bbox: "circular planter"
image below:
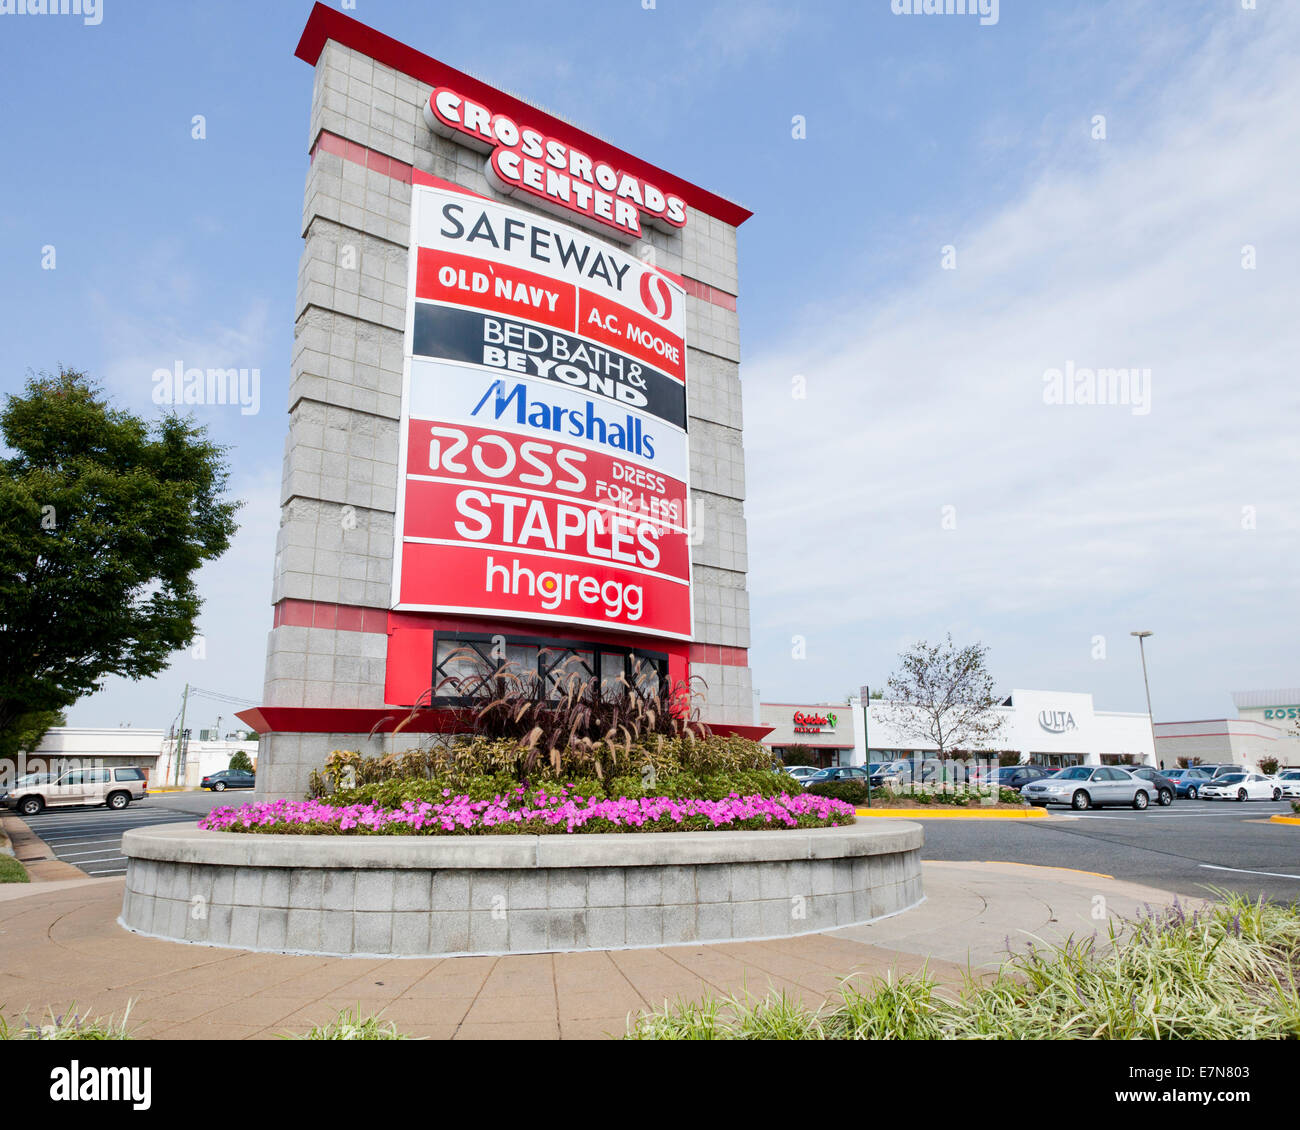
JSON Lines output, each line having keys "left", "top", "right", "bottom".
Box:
{"left": 119, "top": 821, "right": 924, "bottom": 958}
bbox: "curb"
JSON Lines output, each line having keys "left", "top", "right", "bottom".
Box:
{"left": 855, "top": 807, "right": 1048, "bottom": 819}
{"left": 1269, "top": 814, "right": 1300, "bottom": 826}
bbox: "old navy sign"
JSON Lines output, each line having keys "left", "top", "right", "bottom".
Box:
{"left": 425, "top": 87, "right": 688, "bottom": 241}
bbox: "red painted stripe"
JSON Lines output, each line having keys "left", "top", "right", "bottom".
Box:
{"left": 687, "top": 644, "right": 748, "bottom": 667}
{"left": 295, "top": 3, "right": 751, "bottom": 230}
{"left": 274, "top": 598, "right": 388, "bottom": 633}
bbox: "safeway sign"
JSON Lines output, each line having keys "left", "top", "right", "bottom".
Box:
{"left": 392, "top": 182, "right": 693, "bottom": 640}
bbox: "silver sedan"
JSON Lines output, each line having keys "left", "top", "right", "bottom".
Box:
{"left": 1021, "top": 765, "right": 1154, "bottom": 811}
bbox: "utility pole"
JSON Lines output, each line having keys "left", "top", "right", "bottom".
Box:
{"left": 175, "top": 683, "right": 190, "bottom": 786}
{"left": 859, "top": 684, "right": 871, "bottom": 809}
{"left": 1130, "top": 632, "right": 1159, "bottom": 768}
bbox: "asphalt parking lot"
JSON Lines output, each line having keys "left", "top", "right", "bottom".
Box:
{"left": 15, "top": 791, "right": 238, "bottom": 876}
{"left": 921, "top": 797, "right": 1299, "bottom": 903}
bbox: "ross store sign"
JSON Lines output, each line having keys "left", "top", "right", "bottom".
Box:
{"left": 793, "top": 710, "right": 837, "bottom": 734}
{"left": 1038, "top": 709, "right": 1078, "bottom": 734}
{"left": 393, "top": 184, "right": 692, "bottom": 640}
{"left": 424, "top": 87, "right": 688, "bottom": 241}
{"left": 1263, "top": 707, "right": 1299, "bottom": 720}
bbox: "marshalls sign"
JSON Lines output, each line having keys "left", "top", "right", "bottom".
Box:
{"left": 392, "top": 181, "right": 693, "bottom": 639}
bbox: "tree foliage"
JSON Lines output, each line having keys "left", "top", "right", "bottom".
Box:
{"left": 0, "top": 368, "right": 240, "bottom": 742}
{"left": 877, "top": 634, "right": 1005, "bottom": 758}
{"left": 228, "top": 749, "right": 254, "bottom": 773}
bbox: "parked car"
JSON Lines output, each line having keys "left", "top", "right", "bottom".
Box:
{"left": 870, "top": 760, "right": 912, "bottom": 788}
{"left": 805, "top": 766, "right": 871, "bottom": 786}
{"left": 1021, "top": 765, "right": 1154, "bottom": 811}
{"left": 983, "top": 764, "right": 1057, "bottom": 791}
{"left": 1161, "top": 767, "right": 1214, "bottom": 799}
{"left": 781, "top": 765, "right": 820, "bottom": 785}
{"left": 1128, "top": 767, "right": 1176, "bottom": 806}
{"left": 200, "top": 769, "right": 256, "bottom": 792}
{"left": 1198, "top": 773, "right": 1281, "bottom": 802}
{"left": 0, "top": 766, "right": 147, "bottom": 816}
{"left": 1275, "top": 769, "right": 1300, "bottom": 799}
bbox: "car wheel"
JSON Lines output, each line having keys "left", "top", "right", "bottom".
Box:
{"left": 214, "top": 781, "right": 226, "bottom": 792}
{"left": 1071, "top": 790, "right": 1091, "bottom": 811}
{"left": 1272, "top": 788, "right": 1281, "bottom": 801}
{"left": 106, "top": 791, "right": 129, "bottom": 810}
{"left": 1237, "top": 788, "right": 1247, "bottom": 802}
{"left": 1187, "top": 786, "right": 1199, "bottom": 799}
{"left": 19, "top": 796, "right": 43, "bottom": 816}
{"left": 1159, "top": 789, "right": 1173, "bottom": 806}
{"left": 1132, "top": 790, "right": 1149, "bottom": 810}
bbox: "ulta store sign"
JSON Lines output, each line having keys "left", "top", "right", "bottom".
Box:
{"left": 1038, "top": 710, "right": 1079, "bottom": 734}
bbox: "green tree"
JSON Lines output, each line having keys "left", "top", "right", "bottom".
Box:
{"left": 0, "top": 369, "right": 240, "bottom": 744}
{"left": 228, "top": 749, "right": 254, "bottom": 773}
{"left": 877, "top": 634, "right": 1005, "bottom": 760}
{"left": 0, "top": 708, "right": 66, "bottom": 761}
{"left": 781, "top": 744, "right": 818, "bottom": 767}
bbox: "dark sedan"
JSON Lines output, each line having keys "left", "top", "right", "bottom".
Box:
{"left": 983, "top": 765, "right": 1057, "bottom": 791}
{"left": 805, "top": 766, "right": 871, "bottom": 786}
{"left": 201, "top": 769, "right": 256, "bottom": 792}
{"left": 1129, "top": 766, "right": 1177, "bottom": 806}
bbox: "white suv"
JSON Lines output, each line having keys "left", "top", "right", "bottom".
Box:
{"left": 1, "top": 767, "right": 148, "bottom": 816}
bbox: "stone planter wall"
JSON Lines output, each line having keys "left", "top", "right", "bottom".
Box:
{"left": 120, "top": 821, "right": 923, "bottom": 958}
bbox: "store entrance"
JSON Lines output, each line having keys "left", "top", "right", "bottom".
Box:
{"left": 1034, "top": 752, "right": 1085, "bottom": 768}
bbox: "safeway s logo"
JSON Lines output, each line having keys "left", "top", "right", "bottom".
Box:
{"left": 639, "top": 271, "right": 674, "bottom": 322}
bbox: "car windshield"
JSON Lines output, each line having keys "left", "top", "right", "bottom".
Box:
{"left": 1058, "top": 767, "right": 1092, "bottom": 780}
{"left": 1216, "top": 774, "right": 1245, "bottom": 784}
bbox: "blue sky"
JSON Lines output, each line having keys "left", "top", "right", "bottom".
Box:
{"left": 1, "top": 0, "right": 1296, "bottom": 734}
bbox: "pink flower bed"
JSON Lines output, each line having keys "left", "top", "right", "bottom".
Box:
{"left": 198, "top": 788, "right": 856, "bottom": 836}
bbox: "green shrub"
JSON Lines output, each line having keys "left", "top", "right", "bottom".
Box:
{"left": 808, "top": 780, "right": 869, "bottom": 806}
{"left": 320, "top": 765, "right": 799, "bottom": 808}
{"left": 628, "top": 891, "right": 1300, "bottom": 1040}
{"left": 287, "top": 1007, "right": 408, "bottom": 1041}
{"left": 310, "top": 732, "right": 780, "bottom": 800}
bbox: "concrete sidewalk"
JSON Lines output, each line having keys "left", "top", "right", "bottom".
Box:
{"left": 0, "top": 861, "right": 1187, "bottom": 1040}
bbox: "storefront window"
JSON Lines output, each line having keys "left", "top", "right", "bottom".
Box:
{"left": 432, "top": 633, "right": 667, "bottom": 705}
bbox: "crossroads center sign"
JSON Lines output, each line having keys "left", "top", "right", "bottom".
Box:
{"left": 392, "top": 182, "right": 693, "bottom": 640}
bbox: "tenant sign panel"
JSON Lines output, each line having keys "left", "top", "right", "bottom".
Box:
{"left": 392, "top": 183, "right": 693, "bottom": 640}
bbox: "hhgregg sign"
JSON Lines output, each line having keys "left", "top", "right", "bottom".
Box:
{"left": 393, "top": 184, "right": 692, "bottom": 640}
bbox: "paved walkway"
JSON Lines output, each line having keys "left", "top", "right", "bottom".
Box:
{"left": 0, "top": 862, "right": 1188, "bottom": 1040}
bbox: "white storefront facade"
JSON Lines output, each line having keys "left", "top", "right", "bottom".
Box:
{"left": 1154, "top": 688, "right": 1300, "bottom": 772}
{"left": 760, "top": 689, "right": 1155, "bottom": 769}
{"left": 6, "top": 728, "right": 258, "bottom": 789}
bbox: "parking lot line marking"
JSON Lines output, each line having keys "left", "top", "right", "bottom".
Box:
{"left": 1199, "top": 864, "right": 1300, "bottom": 881}
{"left": 44, "top": 839, "right": 122, "bottom": 849}
{"left": 60, "top": 851, "right": 127, "bottom": 861}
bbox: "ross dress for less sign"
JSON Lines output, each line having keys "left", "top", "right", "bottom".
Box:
{"left": 392, "top": 183, "right": 693, "bottom": 640}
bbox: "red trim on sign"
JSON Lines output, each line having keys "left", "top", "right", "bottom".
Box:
{"left": 295, "top": 3, "right": 751, "bottom": 229}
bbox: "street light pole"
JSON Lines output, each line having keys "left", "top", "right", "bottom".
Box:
{"left": 859, "top": 684, "right": 871, "bottom": 809}
{"left": 1130, "top": 632, "right": 1159, "bottom": 768}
